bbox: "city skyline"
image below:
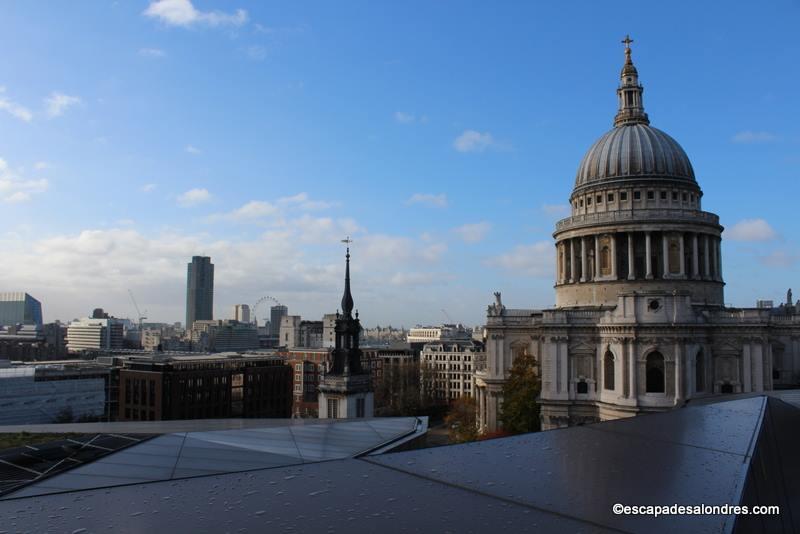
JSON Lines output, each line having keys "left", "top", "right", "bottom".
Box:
{"left": 1, "top": 1, "right": 798, "bottom": 326}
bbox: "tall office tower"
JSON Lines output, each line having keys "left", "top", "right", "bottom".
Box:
{"left": 186, "top": 256, "right": 214, "bottom": 331}
{"left": 233, "top": 304, "right": 250, "bottom": 324}
{"left": 269, "top": 305, "right": 288, "bottom": 337}
{"left": 0, "top": 293, "right": 43, "bottom": 327}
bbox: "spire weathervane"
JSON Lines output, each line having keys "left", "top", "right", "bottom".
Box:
{"left": 340, "top": 236, "right": 354, "bottom": 317}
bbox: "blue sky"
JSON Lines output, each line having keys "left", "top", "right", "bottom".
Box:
{"left": 1, "top": 1, "right": 798, "bottom": 326}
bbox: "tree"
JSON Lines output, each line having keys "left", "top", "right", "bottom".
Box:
{"left": 499, "top": 351, "right": 541, "bottom": 434}
{"left": 444, "top": 396, "right": 478, "bottom": 443}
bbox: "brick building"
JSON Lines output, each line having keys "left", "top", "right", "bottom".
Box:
{"left": 117, "top": 353, "right": 291, "bottom": 421}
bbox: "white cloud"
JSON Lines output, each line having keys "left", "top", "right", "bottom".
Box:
{"left": 727, "top": 218, "right": 777, "bottom": 241}
{"left": 278, "top": 192, "right": 333, "bottom": 211}
{"left": 33, "top": 162, "right": 51, "bottom": 171}
{"left": 44, "top": 92, "right": 81, "bottom": 118}
{"left": 246, "top": 46, "right": 267, "bottom": 61}
{"left": 143, "top": 0, "right": 248, "bottom": 28}
{"left": 486, "top": 241, "right": 554, "bottom": 277}
{"left": 139, "top": 47, "right": 166, "bottom": 58}
{"left": 177, "top": 188, "right": 211, "bottom": 207}
{"left": 209, "top": 200, "right": 278, "bottom": 222}
{"left": 732, "top": 131, "right": 777, "bottom": 144}
{"left": 389, "top": 271, "right": 454, "bottom": 286}
{"left": 0, "top": 207, "right": 458, "bottom": 323}
{"left": 0, "top": 87, "right": 33, "bottom": 122}
{"left": 542, "top": 204, "right": 570, "bottom": 217}
{"left": 760, "top": 250, "right": 799, "bottom": 268}
{"left": 141, "top": 183, "right": 157, "bottom": 193}
{"left": 453, "top": 129, "right": 494, "bottom": 153}
{"left": 407, "top": 193, "right": 447, "bottom": 208}
{"left": 394, "top": 111, "right": 415, "bottom": 124}
{"left": 0, "top": 157, "right": 49, "bottom": 203}
{"left": 185, "top": 144, "right": 201, "bottom": 155}
{"left": 208, "top": 194, "right": 336, "bottom": 223}
{"left": 453, "top": 221, "right": 491, "bottom": 243}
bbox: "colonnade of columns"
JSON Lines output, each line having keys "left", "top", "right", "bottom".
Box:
{"left": 556, "top": 230, "right": 722, "bottom": 284}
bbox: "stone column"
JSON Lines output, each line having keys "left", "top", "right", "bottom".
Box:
{"left": 580, "top": 237, "right": 587, "bottom": 282}
{"left": 645, "top": 231, "right": 653, "bottom": 279}
{"left": 627, "top": 232, "right": 635, "bottom": 280}
{"left": 594, "top": 234, "right": 601, "bottom": 279}
{"left": 662, "top": 232, "right": 670, "bottom": 277}
{"left": 704, "top": 234, "right": 711, "bottom": 280}
{"left": 678, "top": 233, "right": 686, "bottom": 276}
{"left": 692, "top": 233, "right": 700, "bottom": 279}
{"left": 569, "top": 239, "right": 575, "bottom": 283}
{"left": 742, "top": 343, "right": 752, "bottom": 393}
{"left": 716, "top": 237, "right": 723, "bottom": 282}
{"left": 674, "top": 343, "right": 683, "bottom": 403}
{"left": 628, "top": 340, "right": 637, "bottom": 399}
{"left": 555, "top": 243, "right": 560, "bottom": 285}
{"left": 752, "top": 341, "right": 764, "bottom": 393}
{"left": 478, "top": 388, "right": 486, "bottom": 430}
{"left": 610, "top": 233, "right": 617, "bottom": 279}
{"left": 712, "top": 238, "right": 720, "bottom": 281}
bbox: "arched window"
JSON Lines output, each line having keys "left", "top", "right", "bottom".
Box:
{"left": 600, "top": 246, "right": 611, "bottom": 275}
{"left": 603, "top": 350, "right": 615, "bottom": 390}
{"left": 646, "top": 352, "right": 665, "bottom": 393}
{"left": 695, "top": 350, "right": 705, "bottom": 392}
{"left": 577, "top": 380, "right": 588, "bottom": 394}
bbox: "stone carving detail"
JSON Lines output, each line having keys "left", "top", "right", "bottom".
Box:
{"left": 487, "top": 291, "right": 506, "bottom": 317}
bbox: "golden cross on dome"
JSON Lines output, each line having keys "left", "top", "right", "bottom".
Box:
{"left": 622, "top": 35, "right": 634, "bottom": 49}
{"left": 341, "top": 236, "right": 353, "bottom": 246}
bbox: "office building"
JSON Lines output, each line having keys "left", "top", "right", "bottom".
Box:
{"left": 233, "top": 304, "right": 250, "bottom": 324}
{"left": 185, "top": 256, "right": 214, "bottom": 331}
{"left": 66, "top": 317, "right": 124, "bottom": 353}
{"left": 117, "top": 352, "right": 292, "bottom": 421}
{"left": 0, "top": 292, "right": 43, "bottom": 327}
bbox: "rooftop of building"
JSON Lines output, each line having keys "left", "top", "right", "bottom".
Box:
{"left": 0, "top": 394, "right": 796, "bottom": 532}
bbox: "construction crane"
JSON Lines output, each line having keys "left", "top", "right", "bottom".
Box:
{"left": 441, "top": 309, "right": 454, "bottom": 324}
{"left": 127, "top": 289, "right": 147, "bottom": 333}
{"left": 252, "top": 296, "right": 283, "bottom": 326}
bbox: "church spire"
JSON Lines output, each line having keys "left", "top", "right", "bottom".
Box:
{"left": 614, "top": 35, "right": 650, "bottom": 127}
{"left": 340, "top": 237, "right": 354, "bottom": 317}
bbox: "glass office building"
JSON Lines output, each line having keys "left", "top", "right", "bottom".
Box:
{"left": 0, "top": 292, "right": 43, "bottom": 327}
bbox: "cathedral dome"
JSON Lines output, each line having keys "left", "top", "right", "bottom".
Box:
{"left": 574, "top": 123, "right": 695, "bottom": 188}
{"left": 573, "top": 35, "right": 695, "bottom": 191}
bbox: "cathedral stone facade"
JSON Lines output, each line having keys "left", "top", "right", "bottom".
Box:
{"left": 475, "top": 39, "right": 800, "bottom": 432}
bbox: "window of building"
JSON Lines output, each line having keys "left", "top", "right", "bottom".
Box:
{"left": 607, "top": 193, "right": 615, "bottom": 203}
{"left": 721, "top": 383, "right": 734, "bottom": 394}
{"left": 690, "top": 194, "right": 695, "bottom": 203}
{"left": 647, "top": 190, "right": 654, "bottom": 200}
{"left": 603, "top": 351, "right": 615, "bottom": 390}
{"left": 587, "top": 196, "right": 592, "bottom": 206}
{"left": 646, "top": 352, "right": 666, "bottom": 393}
{"left": 620, "top": 191, "right": 628, "bottom": 201}
{"left": 634, "top": 190, "right": 641, "bottom": 200}
{"left": 695, "top": 350, "right": 705, "bottom": 392}
{"left": 672, "top": 191, "right": 678, "bottom": 201}
{"left": 660, "top": 191, "right": 667, "bottom": 200}
{"left": 668, "top": 239, "right": 681, "bottom": 274}
{"left": 356, "top": 398, "right": 365, "bottom": 418}
{"left": 577, "top": 380, "right": 589, "bottom": 394}
{"left": 327, "top": 398, "right": 339, "bottom": 418}
{"left": 596, "top": 194, "right": 602, "bottom": 204}
{"left": 580, "top": 198, "right": 584, "bottom": 207}
{"left": 682, "top": 192, "right": 688, "bottom": 201}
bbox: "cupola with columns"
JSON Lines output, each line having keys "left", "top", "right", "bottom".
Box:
{"left": 553, "top": 36, "right": 725, "bottom": 308}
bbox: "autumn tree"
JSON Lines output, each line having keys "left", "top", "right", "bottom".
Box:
{"left": 499, "top": 351, "right": 541, "bottom": 434}
{"left": 444, "top": 396, "right": 478, "bottom": 443}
